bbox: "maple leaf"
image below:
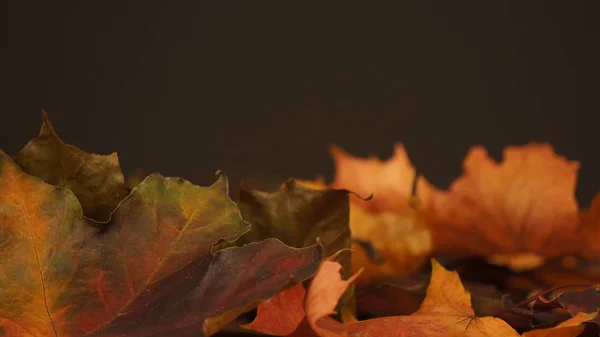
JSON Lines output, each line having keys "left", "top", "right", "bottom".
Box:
{"left": 13, "top": 111, "right": 129, "bottom": 222}
{"left": 0, "top": 150, "right": 323, "bottom": 337}
{"left": 236, "top": 179, "right": 351, "bottom": 258}
{"left": 234, "top": 179, "right": 354, "bottom": 310}
{"left": 349, "top": 201, "right": 431, "bottom": 286}
{"left": 242, "top": 283, "right": 307, "bottom": 336}
{"left": 417, "top": 143, "right": 581, "bottom": 262}
{"left": 330, "top": 143, "right": 415, "bottom": 213}
{"left": 557, "top": 286, "right": 600, "bottom": 318}
{"left": 245, "top": 257, "right": 520, "bottom": 337}
{"left": 292, "top": 177, "right": 430, "bottom": 287}
{"left": 327, "top": 145, "right": 432, "bottom": 285}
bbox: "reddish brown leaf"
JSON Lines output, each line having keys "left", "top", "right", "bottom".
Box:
{"left": 558, "top": 286, "right": 600, "bottom": 316}
{"left": 243, "top": 283, "right": 306, "bottom": 336}
{"left": 0, "top": 150, "right": 323, "bottom": 337}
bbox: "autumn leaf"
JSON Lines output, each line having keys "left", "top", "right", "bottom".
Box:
{"left": 355, "top": 273, "right": 530, "bottom": 326}
{"left": 242, "top": 283, "right": 306, "bottom": 336}
{"left": 349, "top": 200, "right": 431, "bottom": 286}
{"left": 330, "top": 143, "right": 415, "bottom": 213}
{"left": 235, "top": 179, "right": 354, "bottom": 311}
{"left": 245, "top": 257, "right": 520, "bottom": 337}
{"left": 13, "top": 111, "right": 129, "bottom": 222}
{"left": 0, "top": 150, "right": 323, "bottom": 337}
{"left": 558, "top": 285, "right": 600, "bottom": 317}
{"left": 509, "top": 285, "right": 600, "bottom": 335}
{"left": 417, "top": 143, "right": 581, "bottom": 263}
{"left": 236, "top": 179, "right": 350, "bottom": 258}
{"left": 328, "top": 145, "right": 432, "bottom": 285}
{"left": 293, "top": 177, "right": 430, "bottom": 287}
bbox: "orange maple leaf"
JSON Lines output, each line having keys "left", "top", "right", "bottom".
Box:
{"left": 327, "top": 144, "right": 432, "bottom": 284}
{"left": 417, "top": 143, "right": 581, "bottom": 264}
{"left": 242, "top": 283, "right": 307, "bottom": 336}
{"left": 349, "top": 203, "right": 431, "bottom": 285}
{"left": 245, "top": 258, "right": 520, "bottom": 337}
{"left": 330, "top": 143, "right": 416, "bottom": 213}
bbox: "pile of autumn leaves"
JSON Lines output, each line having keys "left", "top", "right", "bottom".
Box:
{"left": 2, "top": 113, "right": 600, "bottom": 337}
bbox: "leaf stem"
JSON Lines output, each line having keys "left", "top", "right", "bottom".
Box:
{"left": 510, "top": 283, "right": 593, "bottom": 310}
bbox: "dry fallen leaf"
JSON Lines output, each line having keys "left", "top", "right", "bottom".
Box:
{"left": 6, "top": 114, "right": 600, "bottom": 337}
{"left": 349, "top": 201, "right": 431, "bottom": 286}
{"left": 234, "top": 179, "right": 353, "bottom": 311}
{"left": 418, "top": 143, "right": 581, "bottom": 264}
{"left": 242, "top": 283, "right": 307, "bottom": 336}
{"left": 330, "top": 143, "right": 415, "bottom": 213}
{"left": 328, "top": 145, "right": 432, "bottom": 284}
{"left": 245, "top": 258, "right": 521, "bottom": 337}
{"left": 0, "top": 150, "right": 323, "bottom": 337}
{"left": 13, "top": 111, "right": 129, "bottom": 222}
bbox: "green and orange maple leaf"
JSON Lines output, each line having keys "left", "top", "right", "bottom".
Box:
{"left": 0, "top": 115, "right": 327, "bottom": 337}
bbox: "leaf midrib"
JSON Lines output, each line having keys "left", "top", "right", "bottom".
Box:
{"left": 12, "top": 175, "right": 59, "bottom": 337}
{"left": 86, "top": 208, "right": 199, "bottom": 335}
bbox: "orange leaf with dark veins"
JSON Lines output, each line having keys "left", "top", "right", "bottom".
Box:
{"left": 418, "top": 143, "right": 581, "bottom": 261}
{"left": 0, "top": 150, "right": 323, "bottom": 337}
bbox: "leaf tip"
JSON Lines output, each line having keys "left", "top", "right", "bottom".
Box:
{"left": 40, "top": 109, "right": 58, "bottom": 137}
{"left": 213, "top": 170, "right": 230, "bottom": 192}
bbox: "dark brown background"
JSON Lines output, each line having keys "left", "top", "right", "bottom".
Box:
{"left": 2, "top": 2, "right": 598, "bottom": 205}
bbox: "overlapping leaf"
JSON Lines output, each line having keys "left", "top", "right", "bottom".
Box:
{"left": 330, "top": 143, "right": 589, "bottom": 272}
{"left": 327, "top": 145, "right": 432, "bottom": 285}
{"left": 0, "top": 150, "right": 323, "bottom": 337}
{"left": 13, "top": 111, "right": 129, "bottom": 222}
{"left": 235, "top": 179, "right": 354, "bottom": 310}
{"left": 5, "top": 114, "right": 600, "bottom": 337}
{"left": 246, "top": 258, "right": 522, "bottom": 337}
